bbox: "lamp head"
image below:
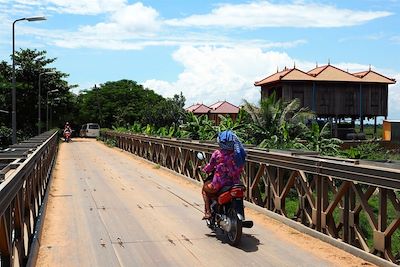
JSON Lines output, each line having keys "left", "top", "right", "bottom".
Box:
{"left": 26, "top": 16, "right": 46, "bottom": 22}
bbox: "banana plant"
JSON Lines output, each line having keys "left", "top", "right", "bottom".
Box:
{"left": 305, "top": 122, "right": 342, "bottom": 156}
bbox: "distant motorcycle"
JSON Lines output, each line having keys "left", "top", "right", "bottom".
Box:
{"left": 197, "top": 152, "right": 253, "bottom": 246}
{"left": 63, "top": 130, "right": 71, "bottom": 142}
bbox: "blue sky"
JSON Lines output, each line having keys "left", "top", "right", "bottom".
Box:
{"left": 1, "top": 0, "right": 400, "bottom": 119}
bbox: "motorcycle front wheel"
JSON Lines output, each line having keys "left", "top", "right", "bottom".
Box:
{"left": 226, "top": 208, "right": 242, "bottom": 246}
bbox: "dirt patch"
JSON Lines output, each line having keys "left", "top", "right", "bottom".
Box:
{"left": 245, "top": 208, "right": 375, "bottom": 267}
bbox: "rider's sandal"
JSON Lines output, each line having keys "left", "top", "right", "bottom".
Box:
{"left": 202, "top": 212, "right": 211, "bottom": 220}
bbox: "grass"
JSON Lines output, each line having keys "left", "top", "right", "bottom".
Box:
{"left": 284, "top": 193, "right": 400, "bottom": 257}
{"left": 354, "top": 124, "right": 383, "bottom": 139}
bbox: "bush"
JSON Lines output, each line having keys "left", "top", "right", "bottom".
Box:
{"left": 0, "top": 126, "right": 12, "bottom": 149}
{"left": 342, "top": 142, "right": 387, "bottom": 160}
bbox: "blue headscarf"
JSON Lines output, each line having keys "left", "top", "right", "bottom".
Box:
{"left": 217, "top": 130, "right": 246, "bottom": 168}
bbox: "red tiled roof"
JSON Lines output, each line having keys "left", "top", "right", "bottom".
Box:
{"left": 209, "top": 101, "right": 239, "bottom": 114}
{"left": 307, "top": 65, "right": 329, "bottom": 76}
{"left": 185, "top": 103, "right": 211, "bottom": 113}
{"left": 353, "top": 70, "right": 396, "bottom": 84}
{"left": 254, "top": 68, "right": 293, "bottom": 86}
{"left": 311, "top": 65, "right": 361, "bottom": 82}
{"left": 255, "top": 64, "right": 396, "bottom": 86}
{"left": 352, "top": 71, "right": 369, "bottom": 78}
{"left": 186, "top": 104, "right": 200, "bottom": 112}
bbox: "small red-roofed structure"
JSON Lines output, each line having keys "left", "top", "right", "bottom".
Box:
{"left": 209, "top": 101, "right": 240, "bottom": 124}
{"left": 185, "top": 103, "right": 211, "bottom": 114}
{"left": 185, "top": 101, "right": 239, "bottom": 124}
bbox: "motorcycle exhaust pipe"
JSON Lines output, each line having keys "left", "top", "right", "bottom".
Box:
{"left": 242, "top": 221, "right": 253, "bottom": 228}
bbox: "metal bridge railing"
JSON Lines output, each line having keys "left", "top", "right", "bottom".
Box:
{"left": 0, "top": 130, "right": 58, "bottom": 266}
{"left": 103, "top": 131, "right": 400, "bottom": 264}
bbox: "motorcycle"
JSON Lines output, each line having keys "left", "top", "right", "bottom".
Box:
{"left": 197, "top": 152, "right": 253, "bottom": 246}
{"left": 64, "top": 130, "right": 71, "bottom": 142}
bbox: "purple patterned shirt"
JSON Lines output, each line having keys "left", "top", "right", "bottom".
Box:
{"left": 202, "top": 149, "right": 243, "bottom": 191}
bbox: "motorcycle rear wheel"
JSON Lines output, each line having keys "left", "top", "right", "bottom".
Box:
{"left": 226, "top": 208, "right": 242, "bottom": 246}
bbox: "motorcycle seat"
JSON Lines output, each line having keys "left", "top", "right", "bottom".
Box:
{"left": 218, "top": 184, "right": 245, "bottom": 194}
{"left": 218, "top": 185, "right": 233, "bottom": 194}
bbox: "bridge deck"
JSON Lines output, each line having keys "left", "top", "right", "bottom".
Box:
{"left": 36, "top": 138, "right": 372, "bottom": 267}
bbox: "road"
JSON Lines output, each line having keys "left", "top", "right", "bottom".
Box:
{"left": 36, "top": 138, "right": 373, "bottom": 267}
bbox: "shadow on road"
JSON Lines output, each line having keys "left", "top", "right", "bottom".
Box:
{"left": 206, "top": 231, "right": 261, "bottom": 252}
{"left": 64, "top": 138, "right": 92, "bottom": 143}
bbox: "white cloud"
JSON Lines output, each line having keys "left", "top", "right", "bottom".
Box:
{"left": 1, "top": 1, "right": 391, "bottom": 51}
{"left": 51, "top": 31, "right": 306, "bottom": 50}
{"left": 0, "top": 0, "right": 127, "bottom": 15}
{"left": 165, "top": 1, "right": 392, "bottom": 28}
{"left": 142, "top": 46, "right": 400, "bottom": 121}
{"left": 142, "top": 46, "right": 312, "bottom": 106}
{"left": 77, "top": 2, "right": 161, "bottom": 36}
{"left": 45, "top": 0, "right": 127, "bottom": 15}
{"left": 390, "top": 36, "right": 400, "bottom": 44}
{"left": 47, "top": 2, "right": 308, "bottom": 50}
{"left": 388, "top": 73, "right": 400, "bottom": 119}
{"left": 61, "top": 0, "right": 125, "bottom": 14}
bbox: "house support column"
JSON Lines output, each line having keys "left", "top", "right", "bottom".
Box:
{"left": 312, "top": 82, "right": 316, "bottom": 112}
{"left": 359, "top": 84, "right": 364, "bottom": 133}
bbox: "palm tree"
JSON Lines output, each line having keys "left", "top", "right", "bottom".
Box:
{"left": 243, "top": 92, "right": 315, "bottom": 149}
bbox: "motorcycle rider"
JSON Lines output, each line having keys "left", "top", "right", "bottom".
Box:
{"left": 201, "top": 130, "right": 246, "bottom": 219}
{"left": 63, "top": 122, "right": 72, "bottom": 141}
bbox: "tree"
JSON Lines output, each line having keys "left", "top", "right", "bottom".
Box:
{"left": 243, "top": 92, "right": 315, "bottom": 149}
{"left": 75, "top": 80, "right": 186, "bottom": 129}
{"left": 0, "top": 49, "right": 74, "bottom": 145}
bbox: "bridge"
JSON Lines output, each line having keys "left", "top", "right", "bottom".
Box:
{"left": 0, "top": 130, "right": 399, "bottom": 266}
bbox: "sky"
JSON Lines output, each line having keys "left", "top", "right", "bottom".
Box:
{"left": 1, "top": 0, "right": 400, "bottom": 119}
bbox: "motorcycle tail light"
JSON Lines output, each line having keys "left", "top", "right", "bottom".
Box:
{"left": 230, "top": 188, "right": 244, "bottom": 198}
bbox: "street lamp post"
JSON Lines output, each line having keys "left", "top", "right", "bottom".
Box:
{"left": 50, "top": 97, "right": 61, "bottom": 130}
{"left": 38, "top": 71, "right": 55, "bottom": 135}
{"left": 12, "top": 16, "right": 46, "bottom": 143}
{"left": 46, "top": 89, "right": 58, "bottom": 131}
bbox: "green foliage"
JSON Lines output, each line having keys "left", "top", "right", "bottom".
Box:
{"left": 0, "top": 126, "right": 12, "bottom": 148}
{"left": 111, "top": 126, "right": 128, "bottom": 133}
{"left": 342, "top": 142, "right": 387, "bottom": 160}
{"left": 213, "top": 109, "right": 250, "bottom": 142}
{"left": 142, "top": 124, "right": 155, "bottom": 135}
{"left": 243, "top": 93, "right": 315, "bottom": 149}
{"left": 130, "top": 122, "right": 142, "bottom": 133}
{"left": 303, "top": 122, "right": 343, "bottom": 156}
{"left": 0, "top": 49, "right": 75, "bottom": 147}
{"left": 104, "top": 138, "right": 117, "bottom": 147}
{"left": 180, "top": 113, "right": 216, "bottom": 140}
{"left": 76, "top": 80, "right": 186, "bottom": 129}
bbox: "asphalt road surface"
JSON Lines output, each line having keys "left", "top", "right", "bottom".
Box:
{"left": 36, "top": 138, "right": 373, "bottom": 267}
